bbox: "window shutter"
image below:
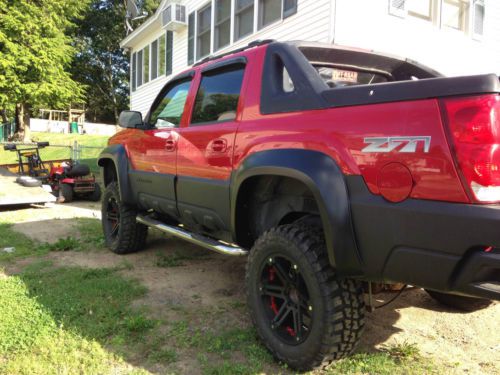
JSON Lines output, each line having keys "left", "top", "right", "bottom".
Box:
{"left": 188, "top": 12, "right": 195, "bottom": 65}
{"left": 137, "top": 50, "right": 143, "bottom": 87}
{"left": 166, "top": 31, "right": 173, "bottom": 76}
{"left": 473, "top": 1, "right": 485, "bottom": 38}
{"left": 389, "top": 0, "right": 406, "bottom": 17}
{"left": 283, "top": 0, "right": 297, "bottom": 19}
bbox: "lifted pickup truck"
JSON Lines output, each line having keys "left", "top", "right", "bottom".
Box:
{"left": 99, "top": 40, "right": 500, "bottom": 371}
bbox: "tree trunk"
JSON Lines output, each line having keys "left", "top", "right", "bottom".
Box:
{"left": 15, "top": 102, "right": 31, "bottom": 142}
{"left": 0, "top": 109, "right": 8, "bottom": 123}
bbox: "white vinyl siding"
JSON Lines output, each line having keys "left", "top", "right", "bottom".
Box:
{"left": 130, "top": 0, "right": 330, "bottom": 116}
{"left": 127, "top": 0, "right": 500, "bottom": 117}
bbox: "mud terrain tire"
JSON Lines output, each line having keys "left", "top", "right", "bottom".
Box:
{"left": 102, "top": 181, "right": 147, "bottom": 254}
{"left": 246, "top": 224, "right": 365, "bottom": 371}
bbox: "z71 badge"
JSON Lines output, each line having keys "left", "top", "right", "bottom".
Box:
{"left": 362, "top": 136, "right": 431, "bottom": 153}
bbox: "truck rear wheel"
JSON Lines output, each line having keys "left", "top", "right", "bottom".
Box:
{"left": 246, "top": 224, "right": 365, "bottom": 371}
{"left": 425, "top": 290, "right": 492, "bottom": 312}
{"left": 102, "top": 181, "right": 147, "bottom": 254}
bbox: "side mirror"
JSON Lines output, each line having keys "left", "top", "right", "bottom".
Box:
{"left": 118, "top": 111, "right": 143, "bottom": 128}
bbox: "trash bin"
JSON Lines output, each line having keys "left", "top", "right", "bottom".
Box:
{"left": 71, "top": 121, "right": 78, "bottom": 134}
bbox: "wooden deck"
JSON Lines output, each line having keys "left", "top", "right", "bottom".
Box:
{"left": 0, "top": 168, "right": 56, "bottom": 206}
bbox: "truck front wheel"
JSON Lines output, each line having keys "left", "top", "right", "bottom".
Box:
{"left": 246, "top": 224, "right": 365, "bottom": 371}
{"left": 102, "top": 181, "right": 148, "bottom": 254}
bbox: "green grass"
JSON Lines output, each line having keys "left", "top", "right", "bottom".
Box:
{"left": 0, "top": 260, "right": 151, "bottom": 374}
{"left": 0, "top": 131, "right": 110, "bottom": 174}
{"left": 0, "top": 224, "right": 51, "bottom": 263}
{"left": 0, "top": 220, "right": 443, "bottom": 375}
{"left": 326, "top": 343, "right": 439, "bottom": 375}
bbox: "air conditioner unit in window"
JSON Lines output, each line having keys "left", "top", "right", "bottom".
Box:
{"left": 162, "top": 3, "right": 187, "bottom": 31}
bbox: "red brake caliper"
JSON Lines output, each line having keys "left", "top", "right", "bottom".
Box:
{"left": 268, "top": 266, "right": 296, "bottom": 337}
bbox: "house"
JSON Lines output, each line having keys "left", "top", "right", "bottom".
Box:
{"left": 120, "top": 0, "right": 500, "bottom": 115}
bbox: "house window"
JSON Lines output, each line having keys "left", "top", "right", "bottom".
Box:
{"left": 159, "top": 34, "right": 166, "bottom": 76}
{"left": 283, "top": 0, "right": 298, "bottom": 18}
{"left": 137, "top": 50, "right": 143, "bottom": 87}
{"left": 473, "top": 0, "right": 485, "bottom": 37}
{"left": 188, "top": 12, "right": 195, "bottom": 65}
{"left": 235, "top": 0, "right": 254, "bottom": 41}
{"left": 215, "top": 0, "right": 231, "bottom": 51}
{"left": 166, "top": 31, "right": 173, "bottom": 75}
{"left": 258, "top": 0, "right": 281, "bottom": 29}
{"left": 143, "top": 45, "right": 150, "bottom": 84}
{"left": 131, "top": 52, "right": 137, "bottom": 92}
{"left": 191, "top": 65, "right": 245, "bottom": 124}
{"left": 197, "top": 3, "right": 212, "bottom": 60}
{"left": 442, "top": 0, "right": 470, "bottom": 32}
{"left": 407, "top": 0, "right": 433, "bottom": 20}
{"left": 151, "top": 40, "right": 159, "bottom": 80}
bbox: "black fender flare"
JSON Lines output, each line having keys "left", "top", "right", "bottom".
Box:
{"left": 97, "top": 144, "right": 135, "bottom": 204}
{"left": 231, "top": 149, "right": 363, "bottom": 276}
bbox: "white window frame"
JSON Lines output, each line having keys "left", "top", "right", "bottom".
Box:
{"left": 187, "top": 0, "right": 297, "bottom": 64}
{"left": 388, "top": 0, "right": 484, "bottom": 38}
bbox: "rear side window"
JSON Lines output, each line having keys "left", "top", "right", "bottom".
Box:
{"left": 314, "top": 66, "right": 388, "bottom": 88}
{"left": 191, "top": 65, "right": 245, "bottom": 125}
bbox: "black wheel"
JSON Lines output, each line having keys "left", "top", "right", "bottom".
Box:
{"left": 246, "top": 224, "right": 365, "bottom": 371}
{"left": 102, "top": 181, "right": 147, "bottom": 254}
{"left": 59, "top": 183, "right": 73, "bottom": 202}
{"left": 87, "top": 183, "right": 102, "bottom": 202}
{"left": 425, "top": 290, "right": 492, "bottom": 312}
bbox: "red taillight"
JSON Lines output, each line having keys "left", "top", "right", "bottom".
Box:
{"left": 443, "top": 94, "right": 500, "bottom": 203}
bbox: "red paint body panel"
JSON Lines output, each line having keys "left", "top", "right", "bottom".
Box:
{"left": 111, "top": 44, "right": 470, "bottom": 204}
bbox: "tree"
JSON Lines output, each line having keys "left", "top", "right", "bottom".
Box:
{"left": 71, "top": 0, "right": 130, "bottom": 124}
{"left": 0, "top": 0, "right": 89, "bottom": 140}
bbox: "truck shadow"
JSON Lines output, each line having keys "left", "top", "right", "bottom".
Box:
{"left": 1, "top": 216, "right": 473, "bottom": 373}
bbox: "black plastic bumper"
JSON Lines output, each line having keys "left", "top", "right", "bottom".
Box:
{"left": 346, "top": 176, "right": 500, "bottom": 301}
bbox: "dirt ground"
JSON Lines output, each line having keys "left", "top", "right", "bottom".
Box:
{"left": 4, "top": 201, "right": 500, "bottom": 374}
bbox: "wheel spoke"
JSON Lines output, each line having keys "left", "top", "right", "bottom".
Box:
{"left": 110, "top": 222, "right": 119, "bottom": 236}
{"left": 107, "top": 211, "right": 118, "bottom": 221}
{"left": 272, "top": 303, "right": 292, "bottom": 328}
{"left": 261, "top": 283, "right": 285, "bottom": 299}
{"left": 273, "top": 262, "right": 293, "bottom": 285}
{"left": 292, "top": 306, "right": 304, "bottom": 339}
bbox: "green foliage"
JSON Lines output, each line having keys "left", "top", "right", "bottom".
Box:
{"left": 71, "top": 0, "right": 131, "bottom": 124}
{"left": 0, "top": 224, "right": 51, "bottom": 262}
{"left": 0, "top": 0, "right": 90, "bottom": 112}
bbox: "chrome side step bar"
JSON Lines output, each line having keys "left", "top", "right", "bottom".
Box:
{"left": 136, "top": 215, "right": 248, "bottom": 256}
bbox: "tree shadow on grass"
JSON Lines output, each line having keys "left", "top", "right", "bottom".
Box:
{"left": 0, "top": 217, "right": 455, "bottom": 374}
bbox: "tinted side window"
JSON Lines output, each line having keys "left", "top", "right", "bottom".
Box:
{"left": 191, "top": 65, "right": 245, "bottom": 125}
{"left": 149, "top": 80, "right": 191, "bottom": 128}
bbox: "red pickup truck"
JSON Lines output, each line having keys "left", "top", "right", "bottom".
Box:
{"left": 98, "top": 40, "right": 500, "bottom": 371}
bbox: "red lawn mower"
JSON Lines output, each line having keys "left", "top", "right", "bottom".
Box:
{"left": 4, "top": 142, "right": 101, "bottom": 203}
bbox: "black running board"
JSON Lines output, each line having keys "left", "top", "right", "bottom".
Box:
{"left": 136, "top": 215, "right": 248, "bottom": 256}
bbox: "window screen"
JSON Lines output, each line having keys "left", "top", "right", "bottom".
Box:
{"left": 197, "top": 4, "right": 212, "bottom": 60}
{"left": 188, "top": 12, "right": 195, "bottom": 65}
{"left": 131, "top": 52, "right": 137, "bottom": 91}
{"left": 137, "top": 50, "right": 143, "bottom": 87}
{"left": 159, "top": 34, "right": 166, "bottom": 76}
{"left": 149, "top": 80, "right": 192, "bottom": 128}
{"left": 235, "top": 0, "right": 254, "bottom": 41}
{"left": 215, "top": 0, "right": 231, "bottom": 51}
{"left": 151, "top": 40, "right": 158, "bottom": 80}
{"left": 283, "top": 0, "right": 298, "bottom": 18}
{"left": 259, "top": 0, "right": 281, "bottom": 29}
{"left": 166, "top": 31, "right": 173, "bottom": 75}
{"left": 191, "top": 65, "right": 245, "bottom": 124}
{"left": 143, "top": 46, "right": 150, "bottom": 84}
{"left": 473, "top": 1, "right": 484, "bottom": 36}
